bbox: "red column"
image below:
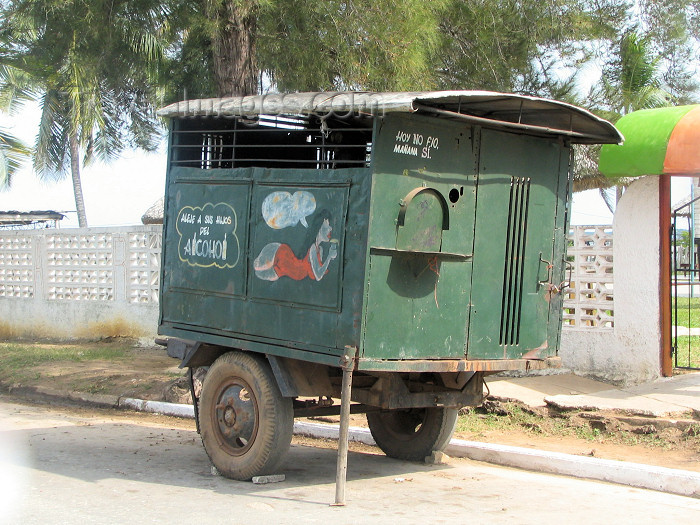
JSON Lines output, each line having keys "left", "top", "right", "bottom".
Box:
{"left": 660, "top": 174, "right": 673, "bottom": 376}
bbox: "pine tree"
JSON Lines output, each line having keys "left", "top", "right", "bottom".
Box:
{"left": 164, "top": 0, "right": 449, "bottom": 99}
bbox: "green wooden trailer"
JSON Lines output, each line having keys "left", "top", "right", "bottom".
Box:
{"left": 156, "top": 91, "right": 621, "bottom": 495}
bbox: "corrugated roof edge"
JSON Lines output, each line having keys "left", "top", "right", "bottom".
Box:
{"left": 157, "top": 90, "right": 622, "bottom": 145}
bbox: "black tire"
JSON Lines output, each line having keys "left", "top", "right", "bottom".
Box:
{"left": 199, "top": 351, "right": 293, "bottom": 480}
{"left": 367, "top": 407, "right": 458, "bottom": 461}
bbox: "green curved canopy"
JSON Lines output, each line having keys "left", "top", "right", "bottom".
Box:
{"left": 599, "top": 105, "right": 700, "bottom": 177}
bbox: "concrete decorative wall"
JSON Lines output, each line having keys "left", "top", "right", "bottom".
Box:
{"left": 0, "top": 226, "right": 161, "bottom": 340}
{"left": 0, "top": 197, "right": 663, "bottom": 384}
{"left": 560, "top": 177, "right": 661, "bottom": 385}
{"left": 563, "top": 225, "right": 614, "bottom": 330}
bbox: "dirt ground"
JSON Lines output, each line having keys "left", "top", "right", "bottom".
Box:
{"left": 2, "top": 339, "right": 699, "bottom": 473}
{"left": 1, "top": 340, "right": 185, "bottom": 402}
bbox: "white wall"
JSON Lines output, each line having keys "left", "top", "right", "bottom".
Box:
{"left": 0, "top": 204, "right": 665, "bottom": 384}
{"left": 560, "top": 177, "right": 661, "bottom": 384}
{"left": 0, "top": 226, "right": 161, "bottom": 340}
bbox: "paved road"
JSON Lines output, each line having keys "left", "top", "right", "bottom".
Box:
{"left": 1, "top": 397, "right": 699, "bottom": 524}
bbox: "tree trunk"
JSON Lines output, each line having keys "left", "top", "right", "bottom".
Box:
{"left": 616, "top": 184, "right": 624, "bottom": 204}
{"left": 69, "top": 131, "right": 88, "bottom": 228}
{"left": 210, "top": 1, "right": 259, "bottom": 97}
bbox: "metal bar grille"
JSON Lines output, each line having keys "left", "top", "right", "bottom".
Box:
{"left": 671, "top": 198, "right": 700, "bottom": 370}
{"left": 499, "top": 177, "right": 531, "bottom": 346}
{"left": 201, "top": 133, "right": 224, "bottom": 169}
{"left": 170, "top": 116, "right": 373, "bottom": 171}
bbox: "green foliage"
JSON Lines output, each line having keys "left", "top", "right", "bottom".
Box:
{"left": 159, "top": 14, "right": 216, "bottom": 104}
{"left": 0, "top": 63, "right": 33, "bottom": 187}
{"left": 1, "top": 0, "right": 168, "bottom": 169}
{"left": 599, "top": 31, "right": 672, "bottom": 115}
{"left": 0, "top": 125, "right": 31, "bottom": 188}
{"left": 672, "top": 297, "right": 700, "bottom": 328}
{"left": 639, "top": 0, "right": 700, "bottom": 104}
{"left": 0, "top": 0, "right": 170, "bottom": 224}
{"left": 164, "top": 0, "right": 449, "bottom": 97}
{"left": 258, "top": 0, "right": 447, "bottom": 92}
{"left": 676, "top": 229, "right": 692, "bottom": 249}
{"left": 674, "top": 336, "right": 700, "bottom": 368}
{"left": 2, "top": 0, "right": 698, "bottom": 198}
{"left": 435, "top": 0, "right": 624, "bottom": 96}
{"left": 577, "top": 15, "right": 697, "bottom": 190}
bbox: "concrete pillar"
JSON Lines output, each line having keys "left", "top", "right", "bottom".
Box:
{"left": 612, "top": 176, "right": 662, "bottom": 382}
{"left": 560, "top": 177, "right": 662, "bottom": 385}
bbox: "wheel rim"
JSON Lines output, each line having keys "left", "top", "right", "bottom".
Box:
{"left": 380, "top": 409, "right": 428, "bottom": 442}
{"left": 212, "top": 377, "right": 259, "bottom": 456}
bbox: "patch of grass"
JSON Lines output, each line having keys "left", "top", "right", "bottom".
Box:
{"left": 571, "top": 424, "right": 603, "bottom": 441}
{"left": 673, "top": 336, "right": 700, "bottom": 368}
{"left": 672, "top": 297, "right": 700, "bottom": 327}
{"left": 456, "top": 403, "right": 542, "bottom": 435}
{"left": 617, "top": 432, "right": 670, "bottom": 449}
{"left": 456, "top": 403, "right": 570, "bottom": 443}
{"left": 671, "top": 297, "right": 700, "bottom": 368}
{"left": 687, "top": 424, "right": 700, "bottom": 438}
{"left": 457, "top": 401, "right": 700, "bottom": 451}
{"left": 0, "top": 342, "right": 131, "bottom": 382}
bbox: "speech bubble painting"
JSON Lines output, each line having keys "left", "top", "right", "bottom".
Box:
{"left": 262, "top": 191, "right": 316, "bottom": 229}
{"left": 176, "top": 202, "right": 240, "bottom": 269}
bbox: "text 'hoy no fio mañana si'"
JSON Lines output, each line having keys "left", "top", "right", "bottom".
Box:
{"left": 393, "top": 130, "right": 439, "bottom": 159}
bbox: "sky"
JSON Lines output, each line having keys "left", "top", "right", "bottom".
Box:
{"left": 0, "top": 146, "right": 167, "bottom": 228}
{"left": 0, "top": 105, "right": 167, "bottom": 228}
{"left": 0, "top": 104, "right": 691, "bottom": 228}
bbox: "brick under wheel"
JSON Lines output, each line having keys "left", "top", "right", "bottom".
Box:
{"left": 366, "top": 407, "right": 458, "bottom": 461}
{"left": 199, "top": 351, "right": 293, "bottom": 480}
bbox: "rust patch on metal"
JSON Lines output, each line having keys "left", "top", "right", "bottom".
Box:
{"left": 357, "top": 356, "right": 560, "bottom": 373}
{"left": 522, "top": 340, "right": 549, "bottom": 359}
{"left": 544, "top": 283, "right": 563, "bottom": 303}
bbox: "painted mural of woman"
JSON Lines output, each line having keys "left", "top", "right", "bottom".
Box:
{"left": 254, "top": 209, "right": 338, "bottom": 281}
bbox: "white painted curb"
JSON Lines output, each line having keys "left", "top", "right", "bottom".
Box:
{"left": 445, "top": 438, "right": 700, "bottom": 499}
{"left": 117, "top": 398, "right": 700, "bottom": 499}
{"left": 293, "top": 421, "right": 376, "bottom": 446}
{"left": 295, "top": 423, "right": 700, "bottom": 498}
{"left": 119, "top": 398, "right": 195, "bottom": 419}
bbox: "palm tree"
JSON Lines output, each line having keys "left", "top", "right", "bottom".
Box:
{"left": 604, "top": 31, "right": 672, "bottom": 116}
{"left": 0, "top": 128, "right": 31, "bottom": 188}
{"left": 577, "top": 30, "right": 674, "bottom": 211}
{"left": 0, "top": 63, "right": 32, "bottom": 188}
{"left": 0, "top": 0, "right": 169, "bottom": 226}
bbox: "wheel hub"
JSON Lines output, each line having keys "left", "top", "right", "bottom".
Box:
{"left": 213, "top": 381, "right": 258, "bottom": 454}
{"left": 222, "top": 405, "right": 237, "bottom": 426}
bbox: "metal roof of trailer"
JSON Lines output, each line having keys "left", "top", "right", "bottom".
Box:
{"left": 157, "top": 90, "right": 623, "bottom": 145}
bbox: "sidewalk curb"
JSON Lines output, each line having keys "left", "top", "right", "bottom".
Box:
{"left": 293, "top": 420, "right": 377, "bottom": 446}
{"left": 5, "top": 386, "right": 700, "bottom": 499}
{"left": 119, "top": 397, "right": 195, "bottom": 418}
{"left": 293, "top": 422, "right": 700, "bottom": 499}
{"left": 444, "top": 439, "right": 700, "bottom": 499}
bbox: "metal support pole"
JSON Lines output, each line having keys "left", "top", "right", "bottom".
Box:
{"left": 333, "top": 346, "right": 357, "bottom": 506}
{"left": 690, "top": 182, "right": 695, "bottom": 280}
